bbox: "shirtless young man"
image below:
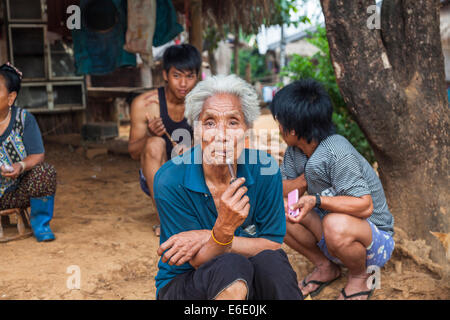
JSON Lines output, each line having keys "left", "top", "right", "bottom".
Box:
{"left": 128, "top": 44, "right": 201, "bottom": 236}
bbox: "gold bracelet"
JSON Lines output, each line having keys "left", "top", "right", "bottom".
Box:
{"left": 211, "top": 228, "right": 233, "bottom": 246}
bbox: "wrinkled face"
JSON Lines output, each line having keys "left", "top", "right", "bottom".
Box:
{"left": 197, "top": 93, "right": 248, "bottom": 166}
{"left": 163, "top": 67, "right": 198, "bottom": 100}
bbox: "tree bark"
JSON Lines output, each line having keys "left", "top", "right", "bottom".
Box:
{"left": 320, "top": 0, "right": 449, "bottom": 264}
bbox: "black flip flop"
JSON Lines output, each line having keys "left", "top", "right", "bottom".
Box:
{"left": 340, "top": 287, "right": 375, "bottom": 300}
{"left": 302, "top": 276, "right": 340, "bottom": 298}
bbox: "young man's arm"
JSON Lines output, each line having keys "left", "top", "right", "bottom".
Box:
{"left": 128, "top": 90, "right": 160, "bottom": 160}
{"left": 320, "top": 194, "right": 373, "bottom": 218}
{"left": 288, "top": 194, "right": 374, "bottom": 224}
{"left": 282, "top": 174, "right": 307, "bottom": 197}
{"left": 280, "top": 147, "right": 308, "bottom": 197}
{"left": 288, "top": 153, "right": 374, "bottom": 222}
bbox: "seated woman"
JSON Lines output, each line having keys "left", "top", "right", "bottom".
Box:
{"left": 0, "top": 63, "right": 57, "bottom": 242}
{"left": 154, "top": 74, "right": 302, "bottom": 300}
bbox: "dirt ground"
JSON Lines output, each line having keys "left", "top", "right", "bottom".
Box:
{"left": 0, "top": 141, "right": 448, "bottom": 300}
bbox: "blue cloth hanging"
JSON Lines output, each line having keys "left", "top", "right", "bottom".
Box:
{"left": 153, "top": 0, "right": 184, "bottom": 47}
{"left": 72, "top": 0, "right": 136, "bottom": 75}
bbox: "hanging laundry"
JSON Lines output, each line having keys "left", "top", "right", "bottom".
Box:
{"left": 153, "top": 0, "right": 184, "bottom": 47}
{"left": 72, "top": 0, "right": 136, "bottom": 75}
{"left": 47, "top": 0, "right": 80, "bottom": 39}
{"left": 124, "top": 0, "right": 157, "bottom": 67}
{"left": 214, "top": 40, "right": 232, "bottom": 75}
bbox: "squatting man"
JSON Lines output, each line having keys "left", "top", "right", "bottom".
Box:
{"left": 273, "top": 79, "right": 395, "bottom": 300}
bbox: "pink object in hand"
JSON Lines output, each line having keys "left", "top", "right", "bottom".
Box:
{"left": 288, "top": 189, "right": 299, "bottom": 217}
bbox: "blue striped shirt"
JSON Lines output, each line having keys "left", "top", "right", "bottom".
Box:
{"left": 280, "top": 134, "right": 394, "bottom": 235}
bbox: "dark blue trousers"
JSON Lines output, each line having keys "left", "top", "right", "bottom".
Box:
{"left": 158, "top": 249, "right": 303, "bottom": 300}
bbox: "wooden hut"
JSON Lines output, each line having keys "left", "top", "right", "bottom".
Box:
{"left": 0, "top": 0, "right": 281, "bottom": 146}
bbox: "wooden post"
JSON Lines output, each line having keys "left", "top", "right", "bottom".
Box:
{"left": 245, "top": 63, "right": 252, "bottom": 83}
{"left": 234, "top": 26, "right": 239, "bottom": 75}
{"left": 189, "top": 0, "right": 203, "bottom": 54}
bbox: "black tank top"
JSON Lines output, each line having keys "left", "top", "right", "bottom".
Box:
{"left": 158, "top": 87, "right": 193, "bottom": 160}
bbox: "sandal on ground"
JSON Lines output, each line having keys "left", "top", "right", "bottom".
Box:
{"left": 340, "top": 287, "right": 375, "bottom": 300}
{"left": 152, "top": 224, "right": 161, "bottom": 237}
{"left": 302, "top": 275, "right": 340, "bottom": 298}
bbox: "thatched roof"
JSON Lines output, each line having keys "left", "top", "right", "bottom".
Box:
{"left": 172, "top": 0, "right": 281, "bottom": 34}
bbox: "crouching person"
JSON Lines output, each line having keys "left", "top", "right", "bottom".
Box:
{"left": 154, "top": 75, "right": 303, "bottom": 300}
{"left": 271, "top": 79, "right": 394, "bottom": 300}
{"left": 0, "top": 63, "right": 57, "bottom": 242}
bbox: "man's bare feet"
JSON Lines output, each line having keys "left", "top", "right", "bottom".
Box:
{"left": 299, "top": 260, "right": 341, "bottom": 297}
{"left": 337, "top": 273, "right": 373, "bottom": 300}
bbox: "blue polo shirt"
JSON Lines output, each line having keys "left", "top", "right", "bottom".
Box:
{"left": 154, "top": 145, "right": 286, "bottom": 296}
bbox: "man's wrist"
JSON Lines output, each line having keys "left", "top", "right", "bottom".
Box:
{"left": 295, "top": 174, "right": 307, "bottom": 189}
{"left": 300, "top": 175, "right": 307, "bottom": 189}
{"left": 211, "top": 225, "right": 234, "bottom": 245}
{"left": 211, "top": 228, "right": 233, "bottom": 246}
{"left": 314, "top": 193, "right": 321, "bottom": 208}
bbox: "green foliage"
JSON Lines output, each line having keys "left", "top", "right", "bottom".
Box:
{"left": 204, "top": 26, "right": 225, "bottom": 52}
{"left": 230, "top": 48, "right": 271, "bottom": 81}
{"left": 281, "top": 26, "right": 376, "bottom": 163}
{"left": 271, "top": 0, "right": 310, "bottom": 27}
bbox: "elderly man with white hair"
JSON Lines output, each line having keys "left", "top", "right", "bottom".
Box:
{"left": 154, "top": 74, "right": 303, "bottom": 300}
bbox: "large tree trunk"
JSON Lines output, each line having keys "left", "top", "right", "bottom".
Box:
{"left": 320, "top": 0, "right": 449, "bottom": 264}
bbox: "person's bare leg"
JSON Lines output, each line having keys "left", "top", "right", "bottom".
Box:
{"left": 214, "top": 280, "right": 248, "bottom": 300}
{"left": 322, "top": 213, "right": 373, "bottom": 300}
{"left": 141, "top": 136, "right": 167, "bottom": 236}
{"left": 284, "top": 210, "right": 341, "bottom": 296}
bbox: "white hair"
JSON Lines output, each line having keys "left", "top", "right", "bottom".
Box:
{"left": 184, "top": 74, "right": 260, "bottom": 127}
